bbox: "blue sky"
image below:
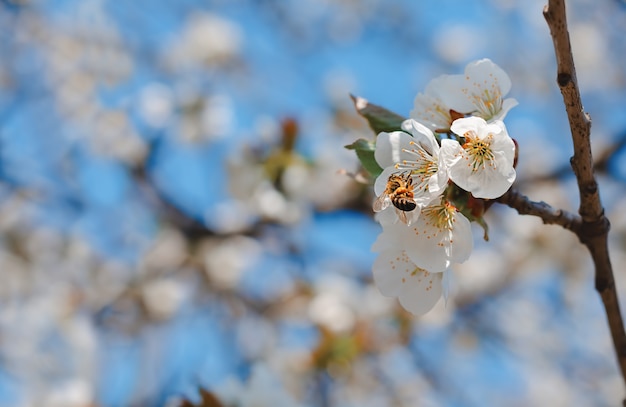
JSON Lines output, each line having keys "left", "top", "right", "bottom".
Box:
{"left": 2, "top": 0, "right": 626, "bottom": 405}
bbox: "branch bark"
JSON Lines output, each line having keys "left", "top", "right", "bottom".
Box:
{"left": 502, "top": 0, "right": 626, "bottom": 398}
{"left": 496, "top": 188, "right": 581, "bottom": 233}
{"left": 498, "top": 1, "right": 626, "bottom": 400}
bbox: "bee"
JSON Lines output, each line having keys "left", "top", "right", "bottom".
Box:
{"left": 373, "top": 172, "right": 417, "bottom": 224}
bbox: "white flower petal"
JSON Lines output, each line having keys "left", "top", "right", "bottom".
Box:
{"left": 372, "top": 222, "right": 407, "bottom": 252}
{"left": 442, "top": 268, "right": 452, "bottom": 304}
{"left": 445, "top": 118, "right": 516, "bottom": 199}
{"left": 453, "top": 59, "right": 515, "bottom": 121}
{"left": 372, "top": 249, "right": 414, "bottom": 297}
{"left": 374, "top": 204, "right": 395, "bottom": 226}
{"left": 410, "top": 74, "right": 470, "bottom": 132}
{"left": 401, "top": 119, "right": 440, "bottom": 156}
{"left": 494, "top": 98, "right": 518, "bottom": 121}
{"left": 397, "top": 204, "right": 473, "bottom": 273}
{"left": 464, "top": 58, "right": 512, "bottom": 96}
{"left": 396, "top": 269, "right": 443, "bottom": 315}
{"left": 372, "top": 248, "right": 444, "bottom": 315}
{"left": 410, "top": 93, "right": 451, "bottom": 133}
{"left": 374, "top": 166, "right": 399, "bottom": 196}
{"left": 374, "top": 131, "right": 414, "bottom": 169}
{"left": 429, "top": 153, "right": 450, "bottom": 195}
{"left": 446, "top": 153, "right": 515, "bottom": 199}
{"left": 440, "top": 138, "right": 464, "bottom": 167}
{"left": 447, "top": 212, "right": 473, "bottom": 263}
{"left": 489, "top": 123, "right": 516, "bottom": 160}
{"left": 450, "top": 115, "right": 483, "bottom": 137}
{"left": 437, "top": 74, "right": 475, "bottom": 114}
{"left": 371, "top": 226, "right": 394, "bottom": 252}
{"left": 402, "top": 228, "right": 449, "bottom": 272}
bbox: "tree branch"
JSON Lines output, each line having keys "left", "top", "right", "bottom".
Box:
{"left": 543, "top": 0, "right": 626, "bottom": 397}
{"left": 496, "top": 188, "right": 581, "bottom": 233}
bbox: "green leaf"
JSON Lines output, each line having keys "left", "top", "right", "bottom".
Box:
{"left": 350, "top": 94, "right": 406, "bottom": 134}
{"left": 344, "top": 138, "right": 383, "bottom": 178}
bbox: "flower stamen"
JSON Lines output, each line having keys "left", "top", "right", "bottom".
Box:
{"left": 421, "top": 200, "right": 457, "bottom": 231}
{"left": 463, "top": 131, "right": 495, "bottom": 172}
{"left": 394, "top": 141, "right": 439, "bottom": 191}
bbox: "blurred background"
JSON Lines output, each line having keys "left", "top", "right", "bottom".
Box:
{"left": 1, "top": 0, "right": 626, "bottom": 406}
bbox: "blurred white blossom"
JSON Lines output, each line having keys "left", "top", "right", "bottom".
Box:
{"left": 163, "top": 12, "right": 243, "bottom": 70}
{"left": 139, "top": 228, "right": 188, "bottom": 275}
{"left": 141, "top": 277, "right": 188, "bottom": 320}
{"left": 138, "top": 83, "right": 175, "bottom": 129}
{"left": 203, "top": 236, "right": 263, "bottom": 290}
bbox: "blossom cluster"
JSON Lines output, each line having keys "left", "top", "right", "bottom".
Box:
{"left": 369, "top": 59, "right": 518, "bottom": 315}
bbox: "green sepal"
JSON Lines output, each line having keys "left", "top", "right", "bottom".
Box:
{"left": 466, "top": 211, "right": 490, "bottom": 242}
{"left": 457, "top": 202, "right": 490, "bottom": 242}
{"left": 344, "top": 138, "right": 383, "bottom": 178}
{"left": 350, "top": 94, "right": 406, "bottom": 135}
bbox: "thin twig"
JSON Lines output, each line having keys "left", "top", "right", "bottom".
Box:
{"left": 540, "top": 0, "right": 626, "bottom": 396}
{"left": 496, "top": 188, "right": 581, "bottom": 233}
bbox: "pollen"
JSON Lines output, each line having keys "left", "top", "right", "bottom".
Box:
{"left": 463, "top": 132, "right": 495, "bottom": 172}
{"left": 397, "top": 141, "right": 438, "bottom": 191}
{"left": 421, "top": 200, "right": 457, "bottom": 231}
{"left": 411, "top": 267, "right": 425, "bottom": 277}
{"left": 470, "top": 88, "right": 503, "bottom": 120}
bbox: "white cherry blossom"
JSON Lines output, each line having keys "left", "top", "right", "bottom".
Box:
{"left": 372, "top": 197, "right": 473, "bottom": 273}
{"left": 373, "top": 119, "right": 449, "bottom": 224}
{"left": 372, "top": 247, "right": 445, "bottom": 315}
{"left": 367, "top": 58, "right": 519, "bottom": 314}
{"left": 449, "top": 59, "right": 518, "bottom": 122}
{"left": 441, "top": 116, "right": 516, "bottom": 199}
{"left": 371, "top": 196, "right": 472, "bottom": 315}
{"left": 410, "top": 74, "right": 466, "bottom": 133}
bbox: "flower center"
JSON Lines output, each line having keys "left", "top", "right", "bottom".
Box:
{"left": 421, "top": 200, "right": 457, "bottom": 231}
{"left": 472, "top": 89, "right": 503, "bottom": 120}
{"left": 463, "top": 131, "right": 495, "bottom": 172}
{"left": 395, "top": 141, "right": 438, "bottom": 191}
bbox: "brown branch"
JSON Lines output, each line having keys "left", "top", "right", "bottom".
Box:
{"left": 496, "top": 188, "right": 581, "bottom": 233}
{"left": 544, "top": 0, "right": 597, "bottom": 220}
{"left": 543, "top": 0, "right": 626, "bottom": 399}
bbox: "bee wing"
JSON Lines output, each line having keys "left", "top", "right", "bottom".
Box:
{"left": 373, "top": 194, "right": 390, "bottom": 212}
{"left": 396, "top": 208, "right": 410, "bottom": 225}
